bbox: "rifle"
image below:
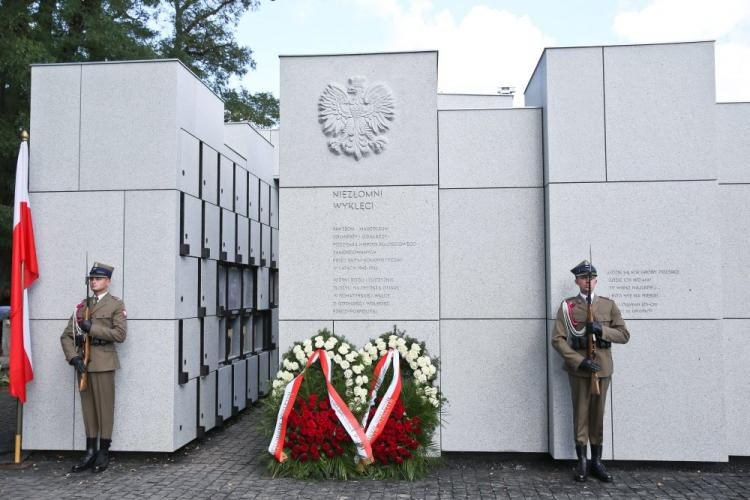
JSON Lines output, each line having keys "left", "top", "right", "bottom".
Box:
{"left": 586, "top": 248, "right": 600, "bottom": 396}
{"left": 78, "top": 254, "right": 91, "bottom": 392}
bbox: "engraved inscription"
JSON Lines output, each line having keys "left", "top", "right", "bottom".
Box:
{"left": 318, "top": 77, "right": 396, "bottom": 160}
{"left": 606, "top": 268, "right": 681, "bottom": 315}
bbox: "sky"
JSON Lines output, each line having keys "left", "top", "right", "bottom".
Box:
{"left": 236, "top": 0, "right": 750, "bottom": 106}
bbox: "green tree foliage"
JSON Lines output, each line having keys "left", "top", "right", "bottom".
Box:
{"left": 0, "top": 0, "right": 278, "bottom": 301}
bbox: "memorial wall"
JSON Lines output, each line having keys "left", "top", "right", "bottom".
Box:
{"left": 280, "top": 42, "right": 750, "bottom": 461}
{"left": 24, "top": 60, "right": 279, "bottom": 452}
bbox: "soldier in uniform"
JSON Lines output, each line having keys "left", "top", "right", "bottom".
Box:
{"left": 60, "top": 262, "right": 127, "bottom": 473}
{"left": 552, "top": 260, "right": 630, "bottom": 482}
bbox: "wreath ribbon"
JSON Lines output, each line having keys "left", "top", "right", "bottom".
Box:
{"left": 361, "top": 348, "right": 402, "bottom": 445}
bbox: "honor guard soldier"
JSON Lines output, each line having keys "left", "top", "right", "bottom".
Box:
{"left": 60, "top": 262, "right": 127, "bottom": 473}
{"left": 552, "top": 260, "right": 630, "bottom": 482}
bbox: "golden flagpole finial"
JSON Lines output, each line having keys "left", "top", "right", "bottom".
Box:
{"left": 20, "top": 130, "right": 29, "bottom": 141}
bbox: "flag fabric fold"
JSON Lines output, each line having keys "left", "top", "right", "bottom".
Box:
{"left": 9, "top": 138, "right": 38, "bottom": 403}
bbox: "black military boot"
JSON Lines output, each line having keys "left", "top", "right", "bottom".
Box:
{"left": 589, "top": 444, "right": 613, "bottom": 482}
{"left": 71, "top": 437, "right": 97, "bottom": 473}
{"left": 93, "top": 438, "right": 111, "bottom": 473}
{"left": 574, "top": 444, "right": 588, "bottom": 482}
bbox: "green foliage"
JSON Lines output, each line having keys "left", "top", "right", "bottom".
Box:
{"left": 0, "top": 204, "right": 11, "bottom": 302}
{"left": 223, "top": 89, "right": 279, "bottom": 127}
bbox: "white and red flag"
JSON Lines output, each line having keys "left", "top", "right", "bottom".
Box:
{"left": 9, "top": 137, "right": 38, "bottom": 403}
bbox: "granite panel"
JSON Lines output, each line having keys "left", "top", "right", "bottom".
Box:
{"left": 219, "top": 316, "right": 229, "bottom": 361}
{"left": 259, "top": 181, "right": 271, "bottom": 226}
{"left": 175, "top": 257, "right": 199, "bottom": 319}
{"left": 200, "top": 259, "right": 217, "bottom": 317}
{"left": 217, "top": 365, "right": 233, "bottom": 422}
{"left": 224, "top": 122, "right": 276, "bottom": 185}
{"left": 227, "top": 267, "right": 242, "bottom": 312}
{"left": 233, "top": 358, "right": 248, "bottom": 412}
{"left": 199, "top": 370, "right": 217, "bottom": 433}
{"left": 269, "top": 128, "right": 280, "bottom": 178}
{"left": 79, "top": 62, "right": 178, "bottom": 190}
{"left": 250, "top": 220, "right": 261, "bottom": 266}
{"left": 254, "top": 315, "right": 266, "bottom": 351}
{"left": 23, "top": 320, "right": 76, "bottom": 450}
{"left": 280, "top": 52, "right": 438, "bottom": 187}
{"left": 202, "top": 316, "right": 220, "bottom": 373}
{"left": 281, "top": 186, "right": 439, "bottom": 320}
{"left": 269, "top": 348, "right": 279, "bottom": 383}
{"left": 247, "top": 354, "right": 260, "bottom": 403}
{"left": 29, "top": 191, "right": 124, "bottom": 319}
{"left": 440, "top": 188, "right": 545, "bottom": 319}
{"left": 721, "top": 185, "right": 750, "bottom": 318}
{"left": 221, "top": 209, "right": 236, "bottom": 262}
{"left": 178, "top": 130, "right": 201, "bottom": 197}
{"left": 228, "top": 314, "right": 242, "bottom": 359}
{"left": 217, "top": 265, "right": 227, "bottom": 315}
{"left": 604, "top": 42, "right": 716, "bottom": 181}
{"left": 242, "top": 314, "right": 254, "bottom": 354}
{"left": 544, "top": 47, "right": 606, "bottom": 183}
{"left": 438, "top": 109, "right": 543, "bottom": 188}
{"left": 235, "top": 165, "right": 248, "bottom": 217}
{"left": 248, "top": 173, "right": 260, "bottom": 221}
{"left": 242, "top": 269, "right": 255, "bottom": 311}
{"left": 547, "top": 181, "right": 720, "bottom": 319}
{"left": 278, "top": 321, "right": 333, "bottom": 354}
{"left": 259, "top": 350, "right": 270, "bottom": 395}
{"left": 203, "top": 201, "right": 220, "bottom": 259}
{"left": 201, "top": 144, "right": 219, "bottom": 205}
{"left": 437, "top": 93, "right": 513, "bottom": 110}
{"left": 612, "top": 319, "right": 725, "bottom": 461}
{"left": 175, "top": 62, "right": 224, "bottom": 151}
{"left": 271, "top": 308, "right": 279, "bottom": 345}
{"left": 271, "top": 228, "right": 279, "bottom": 269}
{"left": 29, "top": 65, "right": 81, "bottom": 192}
{"left": 723, "top": 319, "right": 750, "bottom": 456}
{"left": 257, "top": 267, "right": 270, "bottom": 311}
{"left": 236, "top": 215, "right": 250, "bottom": 265}
{"left": 717, "top": 103, "right": 750, "bottom": 183}
{"left": 124, "top": 190, "right": 178, "bottom": 319}
{"left": 109, "top": 320, "right": 177, "bottom": 451}
{"left": 180, "top": 318, "right": 201, "bottom": 381}
{"left": 219, "top": 155, "right": 235, "bottom": 210}
{"left": 332, "top": 321, "right": 439, "bottom": 362}
{"left": 181, "top": 193, "right": 203, "bottom": 258}
{"left": 173, "top": 377, "right": 198, "bottom": 449}
{"left": 270, "top": 186, "right": 279, "bottom": 229}
{"left": 441, "top": 320, "right": 547, "bottom": 452}
{"left": 261, "top": 224, "right": 271, "bottom": 267}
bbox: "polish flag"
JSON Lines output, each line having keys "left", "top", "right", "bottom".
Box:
{"left": 9, "top": 137, "right": 38, "bottom": 403}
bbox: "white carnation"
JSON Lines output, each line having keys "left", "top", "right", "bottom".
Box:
{"left": 429, "top": 397, "right": 439, "bottom": 407}
{"left": 388, "top": 337, "right": 397, "bottom": 348}
{"left": 334, "top": 354, "right": 343, "bottom": 364}
{"left": 361, "top": 353, "right": 372, "bottom": 365}
{"left": 345, "top": 378, "right": 353, "bottom": 387}
{"left": 303, "top": 345, "right": 313, "bottom": 355}
{"left": 417, "top": 356, "right": 429, "bottom": 368}
{"left": 375, "top": 339, "right": 386, "bottom": 350}
{"left": 314, "top": 337, "right": 324, "bottom": 348}
{"left": 397, "top": 344, "right": 407, "bottom": 355}
{"left": 344, "top": 369, "right": 353, "bottom": 379}
{"left": 340, "top": 360, "right": 350, "bottom": 370}
{"left": 290, "top": 362, "right": 299, "bottom": 371}
{"left": 345, "top": 352, "right": 357, "bottom": 362}
{"left": 295, "top": 350, "right": 306, "bottom": 362}
{"left": 355, "top": 376, "right": 363, "bottom": 386}
{"left": 338, "top": 343, "right": 350, "bottom": 354}
{"left": 324, "top": 337, "right": 337, "bottom": 350}
{"left": 410, "top": 343, "right": 421, "bottom": 354}
{"left": 396, "top": 337, "right": 406, "bottom": 347}
{"left": 409, "top": 361, "right": 418, "bottom": 371}
{"left": 352, "top": 364, "right": 363, "bottom": 375}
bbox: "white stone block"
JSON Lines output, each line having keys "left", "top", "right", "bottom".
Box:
{"left": 217, "top": 365, "right": 233, "bottom": 423}
{"left": 202, "top": 316, "right": 220, "bottom": 373}
{"left": 200, "top": 259, "right": 217, "bottom": 317}
{"left": 123, "top": 190, "right": 178, "bottom": 319}
{"left": 178, "top": 130, "right": 201, "bottom": 197}
{"left": 603, "top": 42, "right": 716, "bottom": 181}
{"left": 30, "top": 64, "right": 80, "bottom": 192}
{"left": 175, "top": 62, "right": 224, "bottom": 151}
{"left": 257, "top": 267, "right": 270, "bottom": 311}
{"left": 23, "top": 320, "right": 76, "bottom": 450}
{"left": 332, "top": 321, "right": 439, "bottom": 361}
{"left": 721, "top": 185, "right": 750, "bottom": 318}
{"left": 242, "top": 269, "right": 255, "bottom": 311}
{"left": 612, "top": 319, "right": 725, "bottom": 461}
{"left": 199, "top": 370, "right": 217, "bottom": 433}
{"left": 440, "top": 188, "right": 545, "bottom": 319}
{"left": 547, "top": 181, "right": 720, "bottom": 319}
{"left": 250, "top": 219, "right": 261, "bottom": 266}
{"left": 181, "top": 193, "right": 203, "bottom": 258}
{"left": 261, "top": 224, "right": 271, "bottom": 267}
{"left": 201, "top": 143, "right": 219, "bottom": 205}
{"left": 235, "top": 165, "right": 248, "bottom": 217}
{"left": 29, "top": 191, "right": 124, "bottom": 319}
{"left": 278, "top": 321, "right": 333, "bottom": 354}
{"left": 280, "top": 52, "right": 438, "bottom": 187}
{"left": 259, "top": 350, "right": 270, "bottom": 395}
{"left": 271, "top": 309, "right": 279, "bottom": 345}
{"left": 203, "top": 201, "right": 220, "bottom": 259}
{"left": 717, "top": 102, "right": 750, "bottom": 183}
{"left": 236, "top": 215, "right": 249, "bottom": 265}
{"left": 259, "top": 180, "right": 271, "bottom": 226}
{"left": 438, "top": 109, "right": 543, "bottom": 188}
{"left": 724, "top": 319, "right": 750, "bottom": 456}
{"left": 173, "top": 377, "right": 198, "bottom": 450}
{"left": 224, "top": 122, "right": 276, "bottom": 186}
{"left": 270, "top": 186, "right": 279, "bottom": 229}
{"left": 441, "top": 320, "right": 547, "bottom": 452}
{"left": 271, "top": 228, "right": 279, "bottom": 269}
{"left": 248, "top": 173, "right": 260, "bottom": 221}
{"left": 79, "top": 62, "right": 178, "bottom": 191}
{"left": 281, "top": 186, "right": 438, "bottom": 320}
{"left": 219, "top": 155, "right": 234, "bottom": 210}
{"left": 233, "top": 358, "right": 248, "bottom": 412}
{"left": 179, "top": 318, "right": 201, "bottom": 382}
{"left": 175, "top": 256, "right": 199, "bottom": 318}
{"left": 217, "top": 266, "right": 227, "bottom": 315}
{"left": 221, "top": 209, "right": 236, "bottom": 262}
{"left": 247, "top": 354, "right": 259, "bottom": 403}
{"left": 228, "top": 314, "right": 242, "bottom": 358}
{"left": 218, "top": 316, "right": 228, "bottom": 361}
{"left": 242, "top": 314, "right": 254, "bottom": 355}
{"left": 437, "top": 93, "right": 513, "bottom": 110}
{"left": 227, "top": 267, "right": 242, "bottom": 313}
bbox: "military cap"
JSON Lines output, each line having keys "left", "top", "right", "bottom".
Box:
{"left": 571, "top": 260, "right": 597, "bottom": 277}
{"left": 88, "top": 262, "right": 114, "bottom": 279}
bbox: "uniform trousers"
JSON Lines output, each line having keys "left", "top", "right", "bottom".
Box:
{"left": 568, "top": 374, "right": 610, "bottom": 446}
{"left": 79, "top": 371, "right": 115, "bottom": 439}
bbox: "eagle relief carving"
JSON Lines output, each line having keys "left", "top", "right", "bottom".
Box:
{"left": 317, "top": 76, "right": 396, "bottom": 160}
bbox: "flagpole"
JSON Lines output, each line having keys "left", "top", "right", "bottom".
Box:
{"left": 14, "top": 130, "right": 29, "bottom": 465}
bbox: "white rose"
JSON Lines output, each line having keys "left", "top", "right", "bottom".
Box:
{"left": 345, "top": 378, "right": 353, "bottom": 387}
{"left": 397, "top": 345, "right": 407, "bottom": 355}
{"left": 334, "top": 354, "right": 343, "bottom": 364}
{"left": 409, "top": 361, "right": 418, "bottom": 371}
{"left": 406, "top": 351, "right": 417, "bottom": 363}
{"left": 396, "top": 337, "right": 406, "bottom": 347}
{"left": 314, "top": 338, "right": 324, "bottom": 348}
{"left": 417, "top": 356, "right": 429, "bottom": 368}
{"left": 428, "top": 365, "right": 437, "bottom": 376}
{"left": 355, "top": 376, "right": 363, "bottom": 386}
{"left": 340, "top": 360, "right": 350, "bottom": 370}
{"left": 388, "top": 338, "right": 397, "bottom": 348}
{"left": 429, "top": 397, "right": 439, "bottom": 407}
{"left": 295, "top": 351, "right": 306, "bottom": 362}
{"left": 389, "top": 335, "right": 397, "bottom": 341}
{"left": 344, "top": 369, "right": 353, "bottom": 379}
{"left": 367, "top": 345, "right": 378, "bottom": 356}
{"left": 364, "top": 342, "right": 374, "bottom": 352}
{"left": 282, "top": 359, "right": 291, "bottom": 369}
{"left": 375, "top": 339, "right": 386, "bottom": 350}
{"left": 338, "top": 343, "right": 350, "bottom": 354}
{"left": 352, "top": 365, "right": 363, "bottom": 375}
{"left": 345, "top": 352, "right": 357, "bottom": 362}
{"left": 290, "top": 362, "right": 299, "bottom": 371}
{"left": 293, "top": 344, "right": 302, "bottom": 353}
{"left": 325, "top": 338, "right": 337, "bottom": 350}
{"left": 361, "top": 353, "right": 372, "bottom": 366}
{"left": 360, "top": 375, "right": 368, "bottom": 384}
{"left": 303, "top": 345, "right": 313, "bottom": 355}
{"left": 410, "top": 344, "right": 421, "bottom": 354}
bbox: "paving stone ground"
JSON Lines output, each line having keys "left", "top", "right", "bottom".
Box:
{"left": 1, "top": 387, "right": 749, "bottom": 499}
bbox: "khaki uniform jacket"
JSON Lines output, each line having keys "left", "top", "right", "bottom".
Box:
{"left": 552, "top": 295, "right": 630, "bottom": 378}
{"left": 60, "top": 294, "right": 127, "bottom": 372}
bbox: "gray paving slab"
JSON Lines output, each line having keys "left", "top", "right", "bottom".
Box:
{"left": 0, "top": 386, "right": 748, "bottom": 499}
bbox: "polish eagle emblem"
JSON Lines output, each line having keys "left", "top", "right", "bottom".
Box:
{"left": 317, "top": 76, "right": 396, "bottom": 160}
